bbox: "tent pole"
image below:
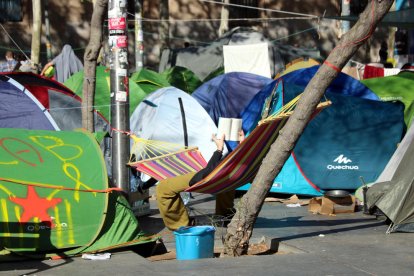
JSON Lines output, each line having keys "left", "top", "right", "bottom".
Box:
{"left": 108, "top": 0, "right": 130, "bottom": 193}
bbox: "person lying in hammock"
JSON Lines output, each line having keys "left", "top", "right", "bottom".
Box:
{"left": 139, "top": 131, "right": 244, "bottom": 231}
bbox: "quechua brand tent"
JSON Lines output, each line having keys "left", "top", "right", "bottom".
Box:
{"left": 238, "top": 66, "right": 405, "bottom": 196}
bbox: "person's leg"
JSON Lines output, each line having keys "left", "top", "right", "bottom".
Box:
{"left": 156, "top": 172, "right": 196, "bottom": 230}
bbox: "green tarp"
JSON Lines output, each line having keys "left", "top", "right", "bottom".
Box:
{"left": 0, "top": 128, "right": 157, "bottom": 259}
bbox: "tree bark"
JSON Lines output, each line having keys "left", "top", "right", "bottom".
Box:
{"left": 30, "top": 0, "right": 42, "bottom": 73}
{"left": 82, "top": 0, "right": 108, "bottom": 132}
{"left": 223, "top": 0, "right": 394, "bottom": 257}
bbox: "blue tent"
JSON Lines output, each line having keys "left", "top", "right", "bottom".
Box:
{"left": 238, "top": 66, "right": 405, "bottom": 196}
{"left": 192, "top": 72, "right": 272, "bottom": 150}
{"left": 0, "top": 73, "right": 108, "bottom": 133}
{"left": 0, "top": 74, "right": 59, "bottom": 130}
{"left": 192, "top": 72, "right": 272, "bottom": 125}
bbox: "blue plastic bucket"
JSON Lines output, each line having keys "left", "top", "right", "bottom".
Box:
{"left": 173, "top": 225, "right": 215, "bottom": 260}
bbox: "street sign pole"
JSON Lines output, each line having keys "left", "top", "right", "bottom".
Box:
{"left": 108, "top": 0, "right": 130, "bottom": 192}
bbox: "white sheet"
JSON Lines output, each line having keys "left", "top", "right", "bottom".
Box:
{"left": 223, "top": 43, "right": 271, "bottom": 78}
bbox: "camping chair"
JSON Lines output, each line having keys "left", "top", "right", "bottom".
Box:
{"left": 128, "top": 95, "right": 331, "bottom": 195}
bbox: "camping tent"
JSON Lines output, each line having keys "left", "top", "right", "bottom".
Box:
{"left": 130, "top": 87, "right": 225, "bottom": 162}
{"left": 0, "top": 128, "right": 157, "bottom": 259}
{"left": 161, "top": 66, "right": 202, "bottom": 94}
{"left": 238, "top": 66, "right": 405, "bottom": 196}
{"left": 192, "top": 72, "right": 272, "bottom": 125}
{"left": 0, "top": 73, "right": 108, "bottom": 134}
{"left": 366, "top": 119, "right": 414, "bottom": 233}
{"left": 275, "top": 57, "right": 320, "bottom": 78}
{"left": 64, "top": 66, "right": 148, "bottom": 121}
{"left": 159, "top": 27, "right": 320, "bottom": 80}
{"left": 362, "top": 71, "right": 414, "bottom": 128}
{"left": 192, "top": 72, "right": 273, "bottom": 150}
{"left": 130, "top": 68, "right": 170, "bottom": 95}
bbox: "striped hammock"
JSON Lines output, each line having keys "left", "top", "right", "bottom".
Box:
{"left": 129, "top": 95, "right": 331, "bottom": 194}
{"left": 186, "top": 98, "right": 331, "bottom": 194}
{"left": 128, "top": 138, "right": 207, "bottom": 181}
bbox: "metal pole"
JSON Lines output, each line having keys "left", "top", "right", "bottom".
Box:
{"left": 341, "top": 0, "right": 351, "bottom": 34}
{"left": 44, "top": 0, "right": 53, "bottom": 62}
{"left": 108, "top": 0, "right": 130, "bottom": 192}
{"left": 135, "top": 0, "right": 144, "bottom": 71}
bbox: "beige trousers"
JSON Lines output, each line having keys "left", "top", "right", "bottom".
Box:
{"left": 156, "top": 173, "right": 235, "bottom": 230}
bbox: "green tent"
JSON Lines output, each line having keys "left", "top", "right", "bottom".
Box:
{"left": 0, "top": 128, "right": 157, "bottom": 259}
{"left": 130, "top": 68, "right": 170, "bottom": 95}
{"left": 203, "top": 67, "right": 225, "bottom": 83}
{"left": 362, "top": 72, "right": 414, "bottom": 128}
{"left": 161, "top": 66, "right": 202, "bottom": 94}
{"left": 64, "top": 66, "right": 148, "bottom": 121}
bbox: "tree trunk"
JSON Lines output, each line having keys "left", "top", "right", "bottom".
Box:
{"left": 159, "top": 0, "right": 170, "bottom": 53}
{"left": 30, "top": 0, "right": 42, "bottom": 73}
{"left": 82, "top": 0, "right": 108, "bottom": 132}
{"left": 223, "top": 0, "right": 394, "bottom": 257}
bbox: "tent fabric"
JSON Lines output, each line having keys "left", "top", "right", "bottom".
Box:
{"left": 161, "top": 66, "right": 202, "bottom": 93}
{"left": 0, "top": 75, "right": 59, "bottom": 130}
{"left": 64, "top": 66, "right": 148, "bottom": 121}
{"left": 276, "top": 58, "right": 320, "bottom": 78}
{"left": 0, "top": 128, "right": 156, "bottom": 257}
{"left": 223, "top": 43, "right": 271, "bottom": 78}
{"left": 1, "top": 72, "right": 108, "bottom": 134}
{"left": 376, "top": 117, "right": 414, "bottom": 183}
{"left": 186, "top": 101, "right": 330, "bottom": 194}
{"left": 192, "top": 72, "right": 273, "bottom": 125}
{"left": 366, "top": 121, "right": 414, "bottom": 232}
{"left": 130, "top": 87, "right": 225, "bottom": 163}
{"left": 362, "top": 71, "right": 414, "bottom": 128}
{"left": 238, "top": 67, "right": 404, "bottom": 196}
{"left": 279, "top": 65, "right": 379, "bottom": 100}
{"left": 159, "top": 27, "right": 320, "bottom": 80}
{"left": 130, "top": 68, "right": 170, "bottom": 95}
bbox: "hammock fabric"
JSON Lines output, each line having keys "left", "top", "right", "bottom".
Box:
{"left": 129, "top": 148, "right": 207, "bottom": 181}
{"left": 129, "top": 96, "right": 331, "bottom": 194}
{"left": 186, "top": 100, "right": 331, "bottom": 194}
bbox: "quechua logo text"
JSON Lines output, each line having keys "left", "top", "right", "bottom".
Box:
{"left": 327, "top": 154, "right": 359, "bottom": 170}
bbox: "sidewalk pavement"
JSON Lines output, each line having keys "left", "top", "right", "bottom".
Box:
{"left": 1, "top": 191, "right": 413, "bottom": 276}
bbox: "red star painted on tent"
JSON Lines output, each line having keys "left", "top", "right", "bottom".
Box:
{"left": 9, "top": 186, "right": 62, "bottom": 227}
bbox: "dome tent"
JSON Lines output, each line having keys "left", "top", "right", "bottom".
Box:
{"left": 238, "top": 66, "right": 405, "bottom": 196}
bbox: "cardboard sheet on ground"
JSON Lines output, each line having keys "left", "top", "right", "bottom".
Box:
{"left": 308, "top": 195, "right": 356, "bottom": 216}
